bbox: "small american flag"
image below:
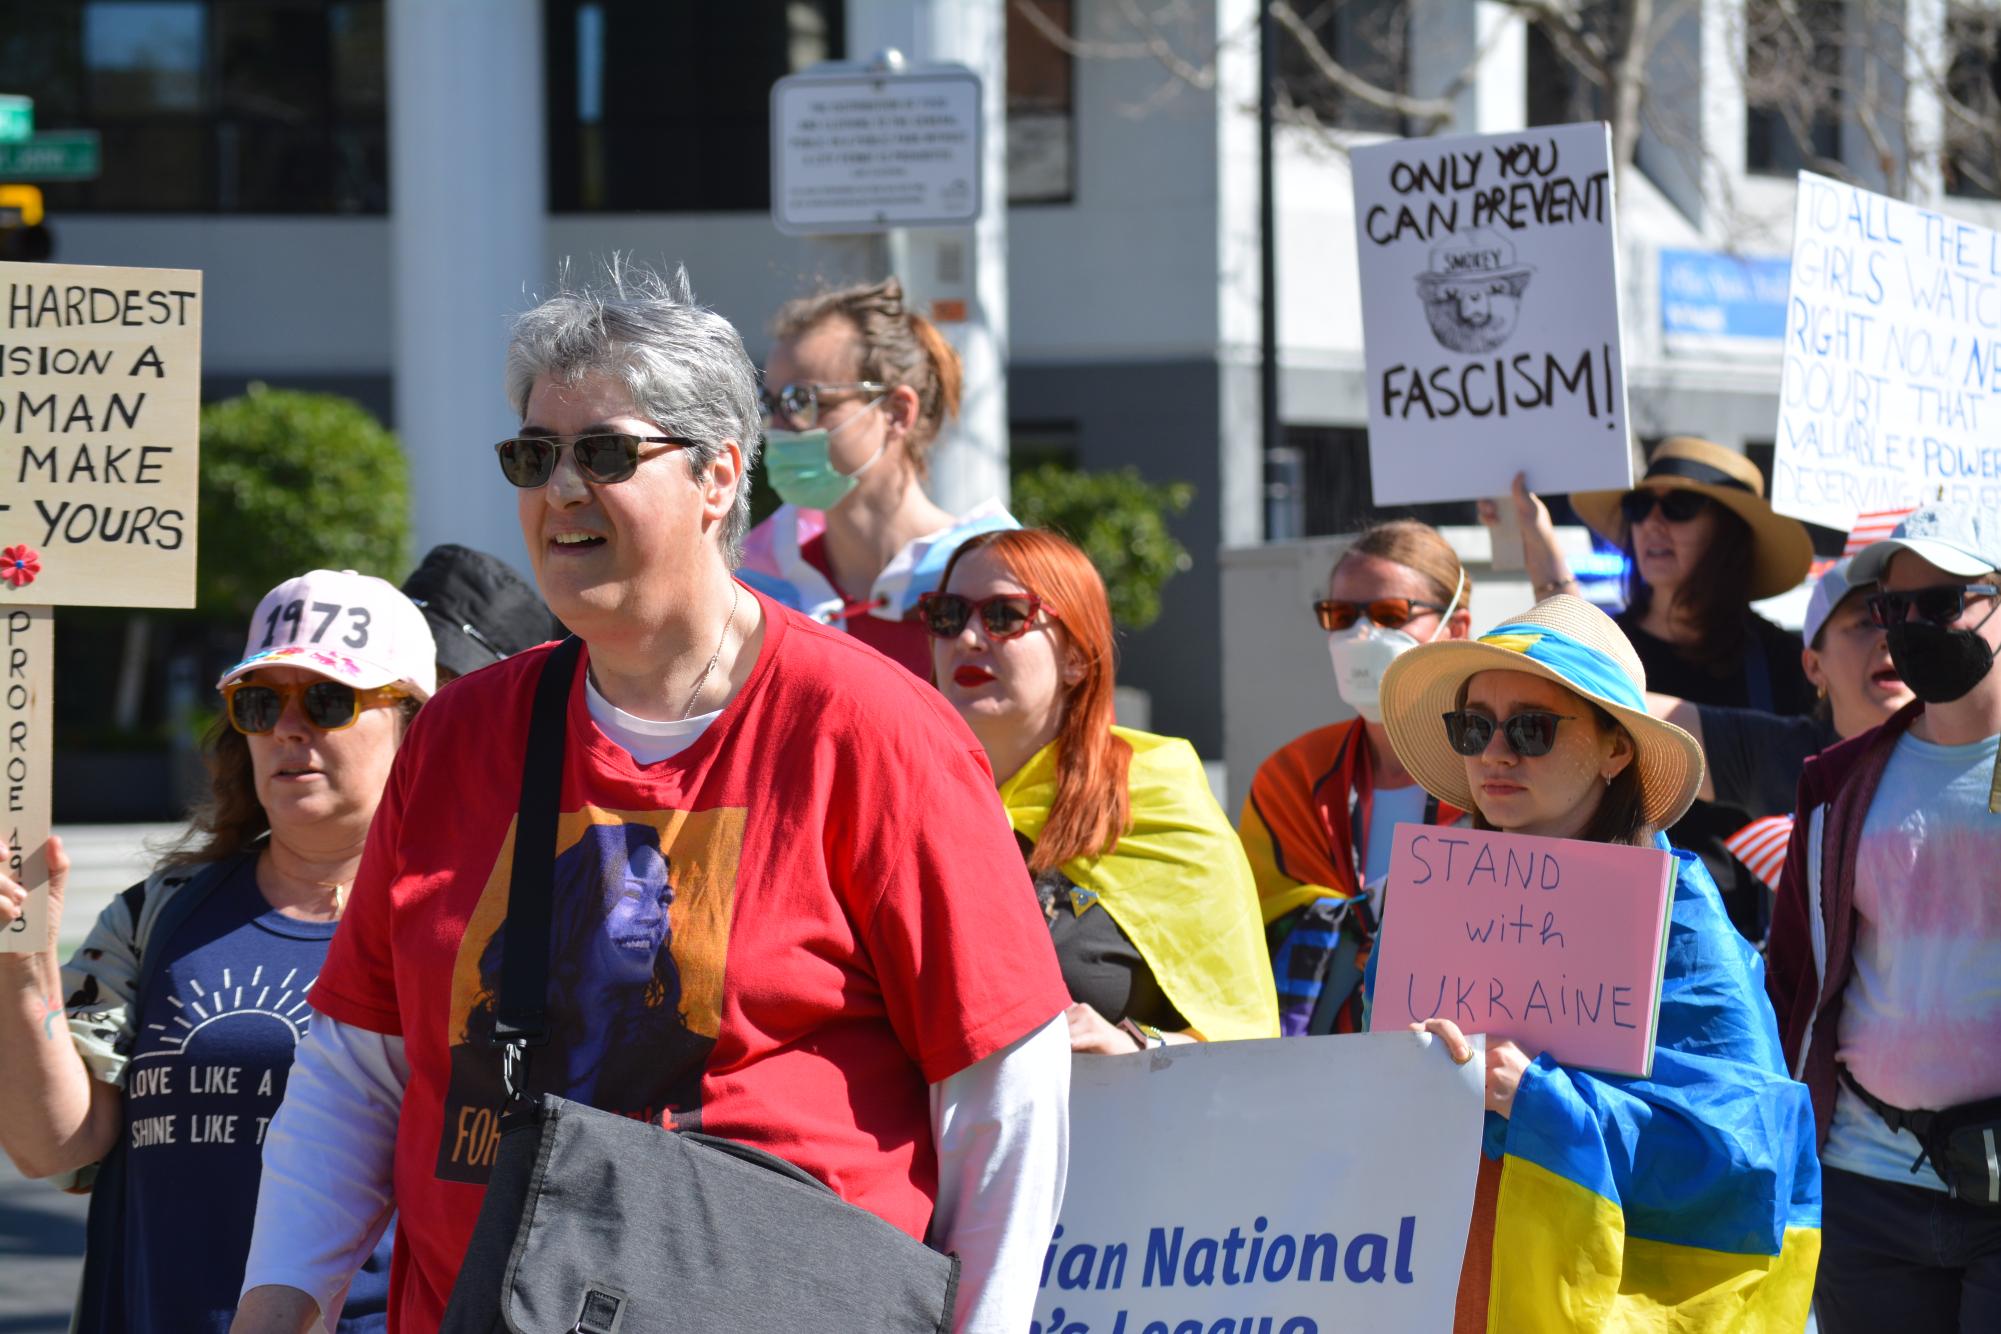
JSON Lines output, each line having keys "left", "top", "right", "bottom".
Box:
{"left": 1725, "top": 815, "right": 1795, "bottom": 892}
{"left": 1843, "top": 508, "right": 1918, "bottom": 558}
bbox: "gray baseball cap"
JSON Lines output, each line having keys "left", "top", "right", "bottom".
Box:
{"left": 1802, "top": 559, "right": 1858, "bottom": 648}
{"left": 1848, "top": 506, "right": 2001, "bottom": 585}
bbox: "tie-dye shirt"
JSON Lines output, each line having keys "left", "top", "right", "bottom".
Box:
{"left": 1825, "top": 729, "right": 2001, "bottom": 1191}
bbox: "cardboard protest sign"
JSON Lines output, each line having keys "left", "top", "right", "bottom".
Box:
{"left": 0, "top": 262, "right": 202, "bottom": 609}
{"left": 1773, "top": 173, "right": 2001, "bottom": 530}
{"left": 2, "top": 606, "right": 52, "bottom": 954}
{"left": 1034, "top": 1032, "right": 1483, "bottom": 1334}
{"left": 1351, "top": 123, "right": 1632, "bottom": 505}
{"left": 1369, "top": 824, "right": 1675, "bottom": 1078}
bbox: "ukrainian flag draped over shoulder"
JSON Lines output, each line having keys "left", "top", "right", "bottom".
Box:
{"left": 1482, "top": 837, "right": 1821, "bottom": 1331}
{"left": 1000, "top": 728, "right": 1280, "bottom": 1041}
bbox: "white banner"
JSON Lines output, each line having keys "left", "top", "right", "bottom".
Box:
{"left": 1034, "top": 1032, "right": 1484, "bottom": 1334}
{"left": 1773, "top": 172, "right": 2001, "bottom": 531}
{"left": 1351, "top": 123, "right": 1632, "bottom": 506}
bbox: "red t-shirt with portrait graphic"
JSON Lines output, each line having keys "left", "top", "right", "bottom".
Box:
{"left": 309, "top": 589, "right": 1068, "bottom": 1332}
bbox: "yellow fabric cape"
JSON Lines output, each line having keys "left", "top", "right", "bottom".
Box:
{"left": 999, "top": 727, "right": 1279, "bottom": 1042}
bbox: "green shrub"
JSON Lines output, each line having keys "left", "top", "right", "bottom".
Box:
{"left": 197, "top": 385, "right": 411, "bottom": 619}
{"left": 1010, "top": 464, "right": 1193, "bottom": 631}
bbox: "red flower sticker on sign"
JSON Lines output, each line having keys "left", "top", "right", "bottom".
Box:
{"left": 1, "top": 546, "right": 41, "bottom": 589}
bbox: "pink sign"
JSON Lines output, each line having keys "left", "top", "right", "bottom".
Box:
{"left": 1370, "top": 823, "right": 1675, "bottom": 1078}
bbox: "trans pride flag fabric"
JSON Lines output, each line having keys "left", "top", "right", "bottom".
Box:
{"left": 1465, "top": 838, "right": 1821, "bottom": 1330}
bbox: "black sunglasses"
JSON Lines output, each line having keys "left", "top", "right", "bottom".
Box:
{"left": 1314, "top": 597, "right": 1447, "bottom": 632}
{"left": 223, "top": 679, "right": 407, "bottom": 734}
{"left": 917, "top": 592, "right": 1056, "bottom": 641}
{"left": 1619, "top": 489, "right": 1712, "bottom": 525}
{"left": 494, "top": 433, "right": 697, "bottom": 488}
{"left": 1442, "top": 709, "right": 1578, "bottom": 759}
{"left": 1866, "top": 583, "right": 2000, "bottom": 629}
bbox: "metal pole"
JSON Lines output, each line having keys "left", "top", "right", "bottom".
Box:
{"left": 1258, "top": 1, "right": 1287, "bottom": 541}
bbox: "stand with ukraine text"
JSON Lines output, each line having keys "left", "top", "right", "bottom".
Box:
{"left": 0, "top": 260, "right": 203, "bottom": 954}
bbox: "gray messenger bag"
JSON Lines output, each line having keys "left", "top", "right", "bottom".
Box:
{"left": 437, "top": 637, "right": 960, "bottom": 1333}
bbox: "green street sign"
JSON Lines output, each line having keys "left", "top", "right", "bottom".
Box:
{"left": 0, "top": 97, "right": 31, "bottom": 144}
{"left": 0, "top": 130, "right": 101, "bottom": 181}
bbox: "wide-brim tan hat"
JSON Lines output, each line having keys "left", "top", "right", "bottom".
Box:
{"left": 1571, "top": 436, "right": 1814, "bottom": 601}
{"left": 1378, "top": 595, "right": 1705, "bottom": 831}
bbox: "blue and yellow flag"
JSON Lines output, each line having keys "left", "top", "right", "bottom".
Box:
{"left": 1475, "top": 837, "right": 1821, "bottom": 1330}
{"left": 1001, "top": 728, "right": 1279, "bottom": 1042}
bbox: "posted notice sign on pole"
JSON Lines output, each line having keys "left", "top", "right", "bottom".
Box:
{"left": 770, "top": 64, "right": 982, "bottom": 235}
{"left": 1351, "top": 122, "right": 1633, "bottom": 505}
{"left": 1772, "top": 172, "right": 2001, "bottom": 530}
{"left": 1035, "top": 1032, "right": 1483, "bottom": 1334}
{"left": 0, "top": 262, "right": 202, "bottom": 609}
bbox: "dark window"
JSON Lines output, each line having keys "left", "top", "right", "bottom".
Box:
{"left": 1009, "top": 420, "right": 1081, "bottom": 475}
{"left": 1525, "top": 15, "right": 1606, "bottom": 127}
{"left": 1286, "top": 425, "right": 1477, "bottom": 536}
{"left": 1945, "top": 5, "right": 2001, "bottom": 199}
{"left": 0, "top": 0, "right": 388, "bottom": 214}
{"left": 1007, "top": 0, "right": 1074, "bottom": 204}
{"left": 1277, "top": 0, "right": 1410, "bottom": 136}
{"left": 546, "top": 0, "right": 843, "bottom": 213}
{"left": 1744, "top": 0, "right": 1842, "bottom": 176}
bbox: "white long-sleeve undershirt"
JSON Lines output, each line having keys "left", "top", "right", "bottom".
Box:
{"left": 241, "top": 1013, "right": 1070, "bottom": 1332}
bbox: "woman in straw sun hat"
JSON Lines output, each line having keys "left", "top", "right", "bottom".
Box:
{"left": 1488, "top": 436, "right": 1818, "bottom": 941}
{"left": 1372, "top": 595, "right": 1821, "bottom": 1334}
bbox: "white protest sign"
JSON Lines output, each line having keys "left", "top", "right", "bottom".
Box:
{"left": 1773, "top": 172, "right": 2001, "bottom": 530}
{"left": 2, "top": 606, "right": 52, "bottom": 954}
{"left": 1033, "top": 1032, "right": 1483, "bottom": 1334}
{"left": 1352, "top": 123, "right": 1632, "bottom": 505}
{"left": 770, "top": 66, "right": 982, "bottom": 235}
{"left": 0, "top": 262, "right": 203, "bottom": 608}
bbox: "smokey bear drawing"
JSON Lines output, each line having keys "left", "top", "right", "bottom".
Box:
{"left": 1415, "top": 228, "right": 1535, "bottom": 354}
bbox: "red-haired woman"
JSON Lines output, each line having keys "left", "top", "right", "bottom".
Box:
{"left": 924, "top": 529, "right": 1278, "bottom": 1052}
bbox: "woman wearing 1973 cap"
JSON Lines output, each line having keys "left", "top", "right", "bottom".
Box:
{"left": 0, "top": 569, "right": 434, "bottom": 1333}
{"left": 1371, "top": 595, "right": 1820, "bottom": 1333}
{"left": 1488, "top": 436, "right": 1817, "bottom": 940}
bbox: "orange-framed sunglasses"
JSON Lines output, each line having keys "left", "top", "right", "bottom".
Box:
{"left": 222, "top": 679, "right": 408, "bottom": 735}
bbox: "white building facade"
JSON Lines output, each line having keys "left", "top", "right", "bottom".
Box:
{"left": 14, "top": 0, "right": 1993, "bottom": 758}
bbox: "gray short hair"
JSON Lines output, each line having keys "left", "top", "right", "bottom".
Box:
{"left": 506, "top": 258, "right": 761, "bottom": 565}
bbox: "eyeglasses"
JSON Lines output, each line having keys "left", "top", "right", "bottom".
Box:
{"left": 759, "top": 381, "right": 887, "bottom": 429}
{"left": 1441, "top": 709, "right": 1578, "bottom": 758}
{"left": 1314, "top": 597, "right": 1447, "bottom": 632}
{"left": 493, "top": 433, "right": 698, "bottom": 488}
{"left": 917, "top": 592, "right": 1056, "bottom": 641}
{"left": 223, "top": 679, "right": 408, "bottom": 735}
{"left": 1865, "top": 583, "right": 2000, "bottom": 629}
{"left": 1619, "top": 489, "right": 1711, "bottom": 525}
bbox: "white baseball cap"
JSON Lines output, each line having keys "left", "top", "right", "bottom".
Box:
{"left": 1849, "top": 506, "right": 2001, "bottom": 585}
{"left": 217, "top": 569, "right": 438, "bottom": 700}
{"left": 1802, "top": 559, "right": 1858, "bottom": 649}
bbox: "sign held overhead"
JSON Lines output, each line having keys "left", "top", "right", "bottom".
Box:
{"left": 1772, "top": 172, "right": 2001, "bottom": 531}
{"left": 770, "top": 62, "right": 982, "bottom": 235}
{"left": 1351, "top": 123, "right": 1633, "bottom": 505}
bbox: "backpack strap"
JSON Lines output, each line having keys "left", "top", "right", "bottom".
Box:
{"left": 495, "top": 636, "right": 583, "bottom": 1099}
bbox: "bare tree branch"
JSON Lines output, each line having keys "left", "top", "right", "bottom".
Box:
{"left": 1269, "top": 1, "right": 1457, "bottom": 126}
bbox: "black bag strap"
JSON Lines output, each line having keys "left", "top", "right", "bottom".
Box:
{"left": 1305, "top": 918, "right": 1365, "bottom": 1037}
{"left": 496, "top": 636, "right": 584, "bottom": 1098}
{"left": 1840, "top": 1064, "right": 1943, "bottom": 1177}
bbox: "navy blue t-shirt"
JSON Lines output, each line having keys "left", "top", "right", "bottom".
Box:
{"left": 123, "top": 858, "right": 391, "bottom": 1331}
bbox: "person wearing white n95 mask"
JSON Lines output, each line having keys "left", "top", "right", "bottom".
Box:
{"left": 1327, "top": 569, "right": 1464, "bottom": 723}
{"left": 1237, "top": 522, "right": 1474, "bottom": 1038}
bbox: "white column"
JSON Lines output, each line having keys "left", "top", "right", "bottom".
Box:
{"left": 388, "top": 0, "right": 548, "bottom": 567}
{"left": 1903, "top": 0, "right": 1947, "bottom": 204}
{"left": 843, "top": 0, "right": 1010, "bottom": 515}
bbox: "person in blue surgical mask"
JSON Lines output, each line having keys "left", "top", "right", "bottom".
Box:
{"left": 1237, "top": 520, "right": 1472, "bottom": 1036}
{"left": 739, "top": 277, "right": 1016, "bottom": 676}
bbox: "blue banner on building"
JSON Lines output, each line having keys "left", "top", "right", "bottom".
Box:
{"left": 1659, "top": 248, "right": 1790, "bottom": 345}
